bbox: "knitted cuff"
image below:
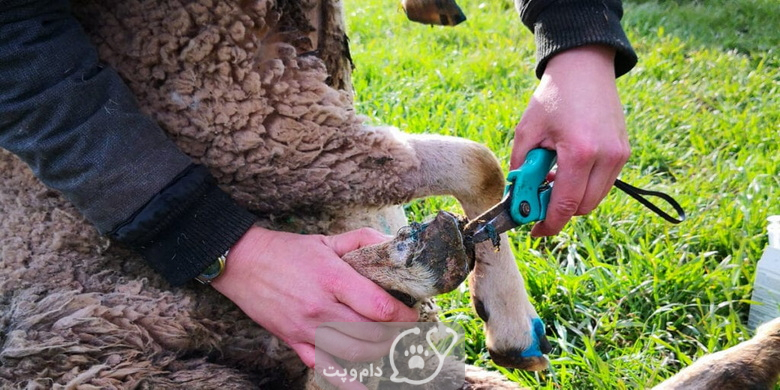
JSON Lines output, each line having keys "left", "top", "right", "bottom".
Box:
{"left": 109, "top": 165, "right": 257, "bottom": 286}
{"left": 532, "top": 2, "right": 637, "bottom": 79}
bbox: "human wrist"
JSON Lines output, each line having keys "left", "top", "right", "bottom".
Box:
{"left": 210, "top": 226, "right": 272, "bottom": 294}
{"left": 544, "top": 45, "right": 617, "bottom": 78}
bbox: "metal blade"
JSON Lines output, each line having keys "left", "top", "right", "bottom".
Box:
{"left": 462, "top": 195, "right": 519, "bottom": 245}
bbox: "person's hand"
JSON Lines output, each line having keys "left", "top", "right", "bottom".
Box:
{"left": 511, "top": 44, "right": 630, "bottom": 237}
{"left": 211, "top": 226, "right": 419, "bottom": 368}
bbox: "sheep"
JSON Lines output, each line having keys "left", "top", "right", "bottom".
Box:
{"left": 653, "top": 316, "right": 780, "bottom": 390}
{"left": 71, "top": 0, "right": 550, "bottom": 370}
{"left": 2, "top": 1, "right": 778, "bottom": 389}
{"left": 0, "top": 0, "right": 546, "bottom": 388}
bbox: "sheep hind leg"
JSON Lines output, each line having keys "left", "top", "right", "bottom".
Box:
{"left": 341, "top": 132, "right": 549, "bottom": 371}
{"left": 652, "top": 317, "right": 780, "bottom": 390}
{"left": 402, "top": 134, "right": 551, "bottom": 371}
{"left": 324, "top": 132, "right": 552, "bottom": 370}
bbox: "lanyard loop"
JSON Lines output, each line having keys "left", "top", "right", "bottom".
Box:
{"left": 614, "top": 179, "right": 686, "bottom": 224}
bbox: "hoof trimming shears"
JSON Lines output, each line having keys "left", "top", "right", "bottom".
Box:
{"left": 462, "top": 148, "right": 686, "bottom": 246}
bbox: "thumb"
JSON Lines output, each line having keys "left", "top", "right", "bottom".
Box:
{"left": 290, "top": 342, "right": 316, "bottom": 368}
{"left": 326, "top": 227, "right": 391, "bottom": 257}
{"left": 511, "top": 93, "right": 551, "bottom": 170}
{"left": 511, "top": 121, "right": 542, "bottom": 170}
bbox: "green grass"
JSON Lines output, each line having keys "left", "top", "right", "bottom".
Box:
{"left": 345, "top": 0, "right": 779, "bottom": 388}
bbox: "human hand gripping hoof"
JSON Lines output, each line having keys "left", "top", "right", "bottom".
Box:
{"left": 341, "top": 211, "right": 472, "bottom": 306}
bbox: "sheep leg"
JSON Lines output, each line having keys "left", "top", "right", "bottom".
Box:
{"left": 652, "top": 317, "right": 780, "bottom": 390}
{"left": 401, "top": 133, "right": 551, "bottom": 371}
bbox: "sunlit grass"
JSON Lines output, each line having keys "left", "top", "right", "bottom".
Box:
{"left": 346, "top": 0, "right": 779, "bottom": 387}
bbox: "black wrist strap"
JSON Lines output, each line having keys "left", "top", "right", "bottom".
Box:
{"left": 614, "top": 179, "right": 686, "bottom": 224}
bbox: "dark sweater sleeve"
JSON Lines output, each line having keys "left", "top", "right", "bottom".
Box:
{"left": 0, "top": 0, "right": 257, "bottom": 285}
{"left": 515, "top": 0, "right": 638, "bottom": 78}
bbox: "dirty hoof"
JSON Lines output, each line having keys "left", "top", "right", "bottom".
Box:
{"left": 489, "top": 318, "right": 551, "bottom": 371}
{"left": 400, "top": 210, "right": 472, "bottom": 293}
{"left": 341, "top": 210, "right": 471, "bottom": 304}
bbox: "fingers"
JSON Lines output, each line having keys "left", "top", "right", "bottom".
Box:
{"left": 509, "top": 137, "right": 532, "bottom": 171}
{"left": 323, "top": 321, "right": 400, "bottom": 343}
{"left": 531, "top": 145, "right": 628, "bottom": 237}
{"left": 314, "top": 348, "right": 370, "bottom": 390}
{"left": 579, "top": 147, "right": 629, "bottom": 212}
{"left": 315, "top": 324, "right": 397, "bottom": 362}
{"left": 291, "top": 342, "right": 316, "bottom": 368}
{"left": 325, "top": 228, "right": 418, "bottom": 322}
{"left": 327, "top": 227, "right": 391, "bottom": 257}
{"left": 531, "top": 147, "right": 592, "bottom": 236}
{"left": 510, "top": 106, "right": 546, "bottom": 171}
{"left": 292, "top": 324, "right": 395, "bottom": 368}
{"left": 331, "top": 273, "right": 419, "bottom": 322}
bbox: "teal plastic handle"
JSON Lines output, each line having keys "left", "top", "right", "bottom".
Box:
{"left": 505, "top": 149, "right": 557, "bottom": 224}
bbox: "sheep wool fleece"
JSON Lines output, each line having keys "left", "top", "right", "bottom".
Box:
{"left": 0, "top": 0, "right": 636, "bottom": 286}
{"left": 0, "top": 0, "right": 637, "bottom": 388}
{"left": 0, "top": 0, "right": 427, "bottom": 387}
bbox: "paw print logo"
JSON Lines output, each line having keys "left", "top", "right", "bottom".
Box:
{"left": 389, "top": 325, "right": 458, "bottom": 385}
{"left": 404, "top": 344, "right": 430, "bottom": 369}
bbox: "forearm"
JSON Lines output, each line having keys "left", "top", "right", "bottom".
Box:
{"left": 0, "top": 0, "right": 257, "bottom": 285}
{"left": 0, "top": 0, "right": 190, "bottom": 232}
{"left": 514, "top": 0, "right": 637, "bottom": 78}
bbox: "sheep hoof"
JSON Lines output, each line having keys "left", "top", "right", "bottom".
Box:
{"left": 488, "top": 318, "right": 551, "bottom": 371}
{"left": 341, "top": 210, "right": 471, "bottom": 304}
{"left": 401, "top": 210, "right": 472, "bottom": 294}
{"left": 401, "top": 0, "right": 467, "bottom": 26}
